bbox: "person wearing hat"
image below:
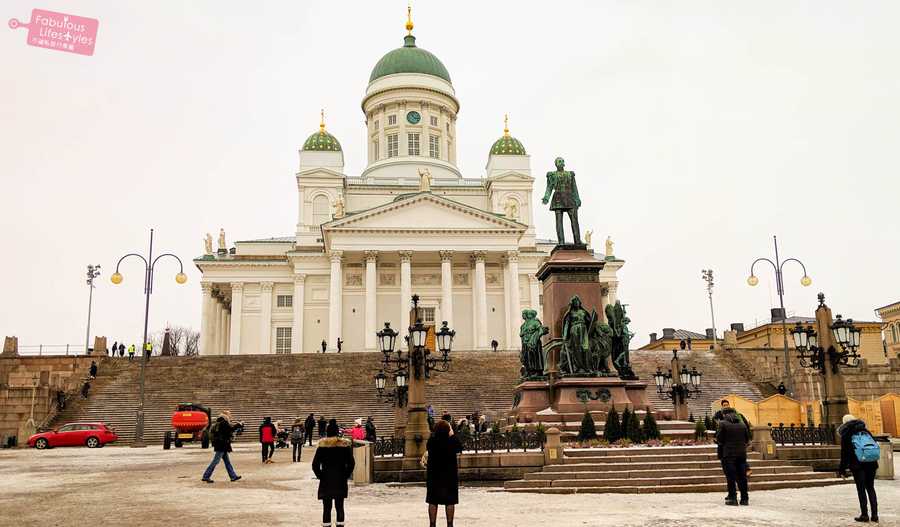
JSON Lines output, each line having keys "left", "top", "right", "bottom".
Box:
{"left": 290, "top": 418, "right": 305, "bottom": 462}
{"left": 312, "top": 419, "right": 355, "bottom": 527}
{"left": 838, "top": 414, "right": 879, "bottom": 522}
{"left": 259, "top": 417, "right": 277, "bottom": 464}
{"left": 350, "top": 418, "right": 366, "bottom": 441}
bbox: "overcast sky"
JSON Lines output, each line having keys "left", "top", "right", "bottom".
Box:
{"left": 2, "top": 1, "right": 898, "bottom": 351}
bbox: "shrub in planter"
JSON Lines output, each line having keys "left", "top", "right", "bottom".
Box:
{"left": 621, "top": 408, "right": 632, "bottom": 442}
{"left": 604, "top": 408, "right": 622, "bottom": 443}
{"left": 693, "top": 418, "right": 706, "bottom": 440}
{"left": 577, "top": 410, "right": 598, "bottom": 442}
{"left": 624, "top": 409, "right": 642, "bottom": 443}
{"left": 642, "top": 408, "right": 661, "bottom": 440}
{"left": 688, "top": 412, "right": 695, "bottom": 423}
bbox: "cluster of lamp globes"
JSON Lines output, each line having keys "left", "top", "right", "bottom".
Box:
{"left": 746, "top": 274, "right": 812, "bottom": 287}
{"left": 109, "top": 271, "right": 188, "bottom": 285}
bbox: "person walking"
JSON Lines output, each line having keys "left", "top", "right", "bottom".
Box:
{"left": 259, "top": 417, "right": 277, "bottom": 464}
{"left": 838, "top": 414, "right": 880, "bottom": 522}
{"left": 291, "top": 418, "right": 305, "bottom": 463}
{"left": 318, "top": 415, "right": 327, "bottom": 440}
{"left": 110, "top": 341, "right": 117, "bottom": 357}
{"left": 490, "top": 339, "right": 498, "bottom": 352}
{"left": 202, "top": 410, "right": 242, "bottom": 483}
{"left": 304, "top": 413, "right": 316, "bottom": 446}
{"left": 336, "top": 338, "right": 343, "bottom": 353}
{"left": 80, "top": 381, "right": 91, "bottom": 399}
{"left": 127, "top": 344, "right": 135, "bottom": 361}
{"left": 716, "top": 407, "right": 751, "bottom": 506}
{"left": 144, "top": 341, "right": 152, "bottom": 362}
{"left": 89, "top": 361, "right": 98, "bottom": 379}
{"left": 321, "top": 339, "right": 327, "bottom": 353}
{"left": 312, "top": 419, "right": 355, "bottom": 527}
{"left": 425, "top": 419, "right": 463, "bottom": 527}
{"left": 118, "top": 342, "right": 125, "bottom": 358}
{"left": 365, "top": 416, "right": 377, "bottom": 442}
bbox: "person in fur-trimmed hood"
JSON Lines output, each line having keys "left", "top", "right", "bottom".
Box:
{"left": 312, "top": 419, "right": 355, "bottom": 527}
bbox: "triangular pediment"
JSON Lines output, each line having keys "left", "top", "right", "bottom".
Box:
{"left": 324, "top": 192, "right": 524, "bottom": 232}
{"left": 489, "top": 170, "right": 534, "bottom": 182}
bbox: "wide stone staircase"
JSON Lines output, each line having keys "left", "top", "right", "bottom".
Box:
{"left": 505, "top": 445, "right": 847, "bottom": 494}
{"left": 49, "top": 352, "right": 520, "bottom": 446}
{"left": 49, "top": 349, "right": 764, "bottom": 447}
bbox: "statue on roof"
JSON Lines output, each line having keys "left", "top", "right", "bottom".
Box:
{"left": 333, "top": 196, "right": 345, "bottom": 219}
{"left": 606, "top": 236, "right": 615, "bottom": 259}
{"left": 217, "top": 229, "right": 226, "bottom": 251}
{"left": 541, "top": 157, "right": 582, "bottom": 246}
{"left": 503, "top": 197, "right": 519, "bottom": 220}
{"left": 204, "top": 233, "right": 213, "bottom": 256}
{"left": 418, "top": 168, "right": 432, "bottom": 192}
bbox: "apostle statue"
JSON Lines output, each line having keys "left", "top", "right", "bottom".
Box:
{"left": 333, "top": 196, "right": 345, "bottom": 219}
{"left": 585, "top": 230, "right": 593, "bottom": 248}
{"left": 605, "top": 300, "right": 637, "bottom": 379}
{"left": 418, "top": 167, "right": 432, "bottom": 192}
{"left": 217, "top": 229, "right": 227, "bottom": 252}
{"left": 519, "top": 309, "right": 549, "bottom": 378}
{"left": 204, "top": 233, "right": 213, "bottom": 256}
{"left": 541, "top": 157, "right": 582, "bottom": 246}
{"left": 605, "top": 236, "right": 615, "bottom": 259}
{"left": 503, "top": 198, "right": 519, "bottom": 220}
{"left": 560, "top": 296, "right": 593, "bottom": 375}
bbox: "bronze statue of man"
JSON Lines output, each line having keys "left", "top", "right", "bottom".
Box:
{"left": 542, "top": 157, "right": 582, "bottom": 246}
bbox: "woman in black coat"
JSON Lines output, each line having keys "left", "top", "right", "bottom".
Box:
{"left": 838, "top": 414, "right": 879, "bottom": 522}
{"left": 312, "top": 419, "right": 355, "bottom": 527}
{"left": 426, "top": 419, "right": 463, "bottom": 527}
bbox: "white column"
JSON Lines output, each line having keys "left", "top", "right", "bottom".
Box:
{"left": 229, "top": 283, "right": 243, "bottom": 355}
{"left": 608, "top": 282, "right": 619, "bottom": 306}
{"left": 503, "top": 260, "right": 512, "bottom": 349}
{"left": 365, "top": 251, "right": 378, "bottom": 351}
{"left": 474, "top": 251, "right": 488, "bottom": 349}
{"left": 470, "top": 258, "right": 478, "bottom": 348}
{"left": 292, "top": 274, "right": 305, "bottom": 354}
{"left": 328, "top": 252, "right": 343, "bottom": 351}
{"left": 223, "top": 310, "right": 230, "bottom": 355}
{"left": 200, "top": 283, "right": 213, "bottom": 355}
{"left": 439, "top": 250, "right": 454, "bottom": 329}
{"left": 212, "top": 299, "right": 222, "bottom": 356}
{"left": 260, "top": 281, "right": 273, "bottom": 354}
{"left": 399, "top": 251, "right": 413, "bottom": 327}
{"left": 529, "top": 274, "right": 541, "bottom": 321}
{"left": 507, "top": 251, "right": 521, "bottom": 351}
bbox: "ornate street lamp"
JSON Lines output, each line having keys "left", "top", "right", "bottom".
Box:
{"left": 654, "top": 349, "right": 702, "bottom": 408}
{"left": 84, "top": 264, "right": 101, "bottom": 355}
{"left": 746, "top": 235, "right": 812, "bottom": 397}
{"left": 790, "top": 295, "right": 861, "bottom": 375}
{"left": 111, "top": 228, "right": 186, "bottom": 447}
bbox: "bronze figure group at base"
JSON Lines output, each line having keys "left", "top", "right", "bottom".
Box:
{"left": 519, "top": 297, "right": 635, "bottom": 381}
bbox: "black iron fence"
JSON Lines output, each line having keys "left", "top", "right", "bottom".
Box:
{"left": 768, "top": 423, "right": 836, "bottom": 445}
{"left": 374, "top": 430, "right": 545, "bottom": 457}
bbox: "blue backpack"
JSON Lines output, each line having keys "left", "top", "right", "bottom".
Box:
{"left": 851, "top": 432, "right": 880, "bottom": 463}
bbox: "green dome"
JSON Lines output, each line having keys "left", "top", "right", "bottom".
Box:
{"left": 369, "top": 35, "right": 451, "bottom": 84}
{"left": 490, "top": 134, "right": 526, "bottom": 156}
{"left": 302, "top": 129, "right": 342, "bottom": 152}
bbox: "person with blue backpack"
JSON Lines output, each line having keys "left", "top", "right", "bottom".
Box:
{"left": 838, "top": 414, "right": 880, "bottom": 523}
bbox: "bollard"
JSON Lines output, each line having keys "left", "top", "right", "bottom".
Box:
{"left": 543, "top": 427, "right": 564, "bottom": 465}
{"left": 751, "top": 425, "right": 777, "bottom": 460}
{"left": 874, "top": 435, "right": 895, "bottom": 480}
{"left": 352, "top": 440, "right": 374, "bottom": 484}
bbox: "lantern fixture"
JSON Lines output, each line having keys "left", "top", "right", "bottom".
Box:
{"left": 831, "top": 315, "right": 851, "bottom": 349}
{"left": 374, "top": 370, "right": 387, "bottom": 393}
{"left": 377, "top": 322, "right": 398, "bottom": 356}
{"left": 436, "top": 321, "right": 455, "bottom": 355}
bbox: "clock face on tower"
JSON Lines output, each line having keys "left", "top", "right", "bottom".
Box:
{"left": 406, "top": 111, "right": 421, "bottom": 124}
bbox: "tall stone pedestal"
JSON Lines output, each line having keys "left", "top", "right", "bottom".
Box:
{"left": 537, "top": 245, "right": 606, "bottom": 336}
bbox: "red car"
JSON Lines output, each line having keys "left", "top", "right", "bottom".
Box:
{"left": 28, "top": 422, "right": 118, "bottom": 449}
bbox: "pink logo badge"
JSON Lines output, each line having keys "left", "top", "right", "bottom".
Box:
{"left": 9, "top": 9, "right": 98, "bottom": 56}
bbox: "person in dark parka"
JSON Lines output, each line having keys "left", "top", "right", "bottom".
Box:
{"left": 202, "top": 410, "right": 241, "bottom": 483}
{"left": 304, "top": 413, "right": 316, "bottom": 446}
{"left": 715, "top": 407, "right": 751, "bottom": 506}
{"left": 318, "top": 415, "right": 328, "bottom": 439}
{"left": 312, "top": 419, "right": 355, "bottom": 527}
{"left": 838, "top": 414, "right": 879, "bottom": 523}
{"left": 426, "top": 419, "right": 464, "bottom": 527}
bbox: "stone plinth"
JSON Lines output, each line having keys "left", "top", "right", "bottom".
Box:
{"left": 552, "top": 377, "right": 650, "bottom": 414}
{"left": 2, "top": 337, "right": 17, "bottom": 357}
{"left": 510, "top": 380, "right": 551, "bottom": 422}
{"left": 535, "top": 246, "right": 605, "bottom": 337}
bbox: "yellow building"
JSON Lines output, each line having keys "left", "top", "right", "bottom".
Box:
{"left": 640, "top": 328, "right": 716, "bottom": 351}
{"left": 731, "top": 314, "right": 886, "bottom": 365}
{"left": 876, "top": 300, "right": 900, "bottom": 358}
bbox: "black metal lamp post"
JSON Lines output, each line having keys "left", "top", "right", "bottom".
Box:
{"left": 791, "top": 311, "right": 861, "bottom": 375}
{"left": 746, "top": 235, "right": 812, "bottom": 397}
{"left": 654, "top": 348, "right": 702, "bottom": 418}
{"left": 110, "top": 228, "right": 187, "bottom": 447}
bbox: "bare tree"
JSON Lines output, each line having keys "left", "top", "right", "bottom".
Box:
{"left": 183, "top": 328, "right": 200, "bottom": 356}
{"left": 149, "top": 326, "right": 198, "bottom": 356}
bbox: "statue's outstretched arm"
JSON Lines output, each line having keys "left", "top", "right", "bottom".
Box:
{"left": 541, "top": 173, "right": 555, "bottom": 204}
{"left": 572, "top": 172, "right": 581, "bottom": 207}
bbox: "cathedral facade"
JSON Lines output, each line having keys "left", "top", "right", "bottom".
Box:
{"left": 195, "top": 17, "right": 623, "bottom": 355}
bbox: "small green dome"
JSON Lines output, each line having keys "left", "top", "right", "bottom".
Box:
{"left": 369, "top": 35, "right": 451, "bottom": 84}
{"left": 302, "top": 129, "right": 342, "bottom": 152}
{"left": 490, "top": 135, "right": 526, "bottom": 156}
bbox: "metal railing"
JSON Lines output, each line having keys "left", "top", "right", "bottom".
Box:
{"left": 374, "top": 429, "right": 545, "bottom": 457}
{"left": 768, "top": 423, "right": 836, "bottom": 445}
{"left": 14, "top": 345, "right": 85, "bottom": 357}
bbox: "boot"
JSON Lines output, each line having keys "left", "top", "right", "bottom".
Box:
{"left": 855, "top": 514, "right": 870, "bottom": 522}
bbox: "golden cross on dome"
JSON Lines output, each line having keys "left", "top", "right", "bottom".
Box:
{"left": 503, "top": 114, "right": 510, "bottom": 137}
{"left": 320, "top": 109, "right": 326, "bottom": 133}
{"left": 406, "top": 2, "right": 414, "bottom": 35}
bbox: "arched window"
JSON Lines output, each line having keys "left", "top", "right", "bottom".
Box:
{"left": 311, "top": 195, "right": 330, "bottom": 226}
